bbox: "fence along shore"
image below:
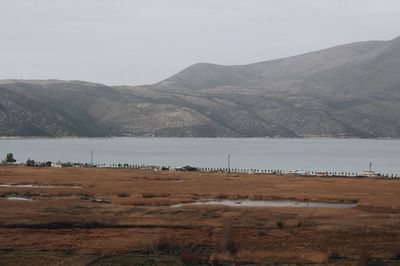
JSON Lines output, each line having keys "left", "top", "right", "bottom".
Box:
{"left": 47, "top": 161, "right": 400, "bottom": 179}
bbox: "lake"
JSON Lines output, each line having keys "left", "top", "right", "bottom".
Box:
{"left": 0, "top": 138, "right": 399, "bottom": 175}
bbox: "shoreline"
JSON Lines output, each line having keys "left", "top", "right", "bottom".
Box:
{"left": 0, "top": 136, "right": 399, "bottom": 140}
{"left": 2, "top": 164, "right": 398, "bottom": 180}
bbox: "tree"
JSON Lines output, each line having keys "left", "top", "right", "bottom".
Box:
{"left": 26, "top": 158, "right": 35, "bottom": 167}
{"left": 6, "top": 153, "right": 16, "bottom": 164}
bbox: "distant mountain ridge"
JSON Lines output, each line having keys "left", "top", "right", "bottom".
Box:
{"left": 1, "top": 36, "right": 400, "bottom": 137}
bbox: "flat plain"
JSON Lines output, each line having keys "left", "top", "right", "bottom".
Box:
{"left": 0, "top": 166, "right": 399, "bottom": 265}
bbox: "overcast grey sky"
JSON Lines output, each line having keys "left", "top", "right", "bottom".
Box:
{"left": 1, "top": 0, "right": 399, "bottom": 85}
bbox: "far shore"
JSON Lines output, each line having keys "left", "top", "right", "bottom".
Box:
{"left": 0, "top": 135, "right": 399, "bottom": 140}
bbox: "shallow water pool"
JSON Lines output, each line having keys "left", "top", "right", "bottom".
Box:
{"left": 171, "top": 199, "right": 357, "bottom": 208}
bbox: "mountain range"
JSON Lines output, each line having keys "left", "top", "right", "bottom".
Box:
{"left": 1, "top": 36, "right": 400, "bottom": 138}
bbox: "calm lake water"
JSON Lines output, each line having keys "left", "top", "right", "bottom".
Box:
{"left": 0, "top": 138, "right": 399, "bottom": 175}
{"left": 171, "top": 199, "right": 357, "bottom": 209}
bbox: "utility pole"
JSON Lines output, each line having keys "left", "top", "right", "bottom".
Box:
{"left": 369, "top": 161, "right": 372, "bottom": 173}
{"left": 227, "top": 153, "right": 231, "bottom": 173}
{"left": 91, "top": 150, "right": 93, "bottom": 166}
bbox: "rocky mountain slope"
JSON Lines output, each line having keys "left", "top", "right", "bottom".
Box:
{"left": 1, "top": 36, "right": 400, "bottom": 137}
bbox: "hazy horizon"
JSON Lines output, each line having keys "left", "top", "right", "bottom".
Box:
{"left": 1, "top": 0, "right": 400, "bottom": 86}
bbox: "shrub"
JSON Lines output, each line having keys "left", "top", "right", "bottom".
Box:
{"left": 117, "top": 192, "right": 131, "bottom": 197}
{"left": 256, "top": 230, "right": 267, "bottom": 237}
{"left": 276, "top": 219, "right": 285, "bottom": 228}
{"left": 6, "top": 153, "right": 16, "bottom": 163}
{"left": 65, "top": 249, "right": 76, "bottom": 255}
{"left": 207, "top": 227, "right": 213, "bottom": 237}
{"left": 216, "top": 194, "right": 228, "bottom": 200}
{"left": 296, "top": 221, "right": 303, "bottom": 228}
{"left": 142, "top": 193, "right": 169, "bottom": 198}
{"left": 151, "top": 236, "right": 180, "bottom": 255}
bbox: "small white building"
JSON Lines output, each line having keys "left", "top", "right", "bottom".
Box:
{"left": 362, "top": 170, "right": 377, "bottom": 177}
{"left": 51, "top": 162, "right": 62, "bottom": 168}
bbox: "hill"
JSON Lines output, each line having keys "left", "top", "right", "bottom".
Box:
{"left": 1, "top": 36, "right": 400, "bottom": 137}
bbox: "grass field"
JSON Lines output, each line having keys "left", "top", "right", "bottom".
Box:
{"left": 0, "top": 166, "right": 399, "bottom": 265}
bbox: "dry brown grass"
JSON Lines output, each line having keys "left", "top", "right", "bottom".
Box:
{"left": 0, "top": 166, "right": 399, "bottom": 265}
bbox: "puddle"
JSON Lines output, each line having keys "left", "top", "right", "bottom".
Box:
{"left": 80, "top": 195, "right": 111, "bottom": 203}
{"left": 0, "top": 184, "right": 81, "bottom": 188}
{"left": 170, "top": 199, "right": 357, "bottom": 208}
{"left": 0, "top": 184, "right": 55, "bottom": 188}
{"left": 92, "top": 198, "right": 111, "bottom": 203}
{"left": 5, "top": 196, "right": 33, "bottom": 201}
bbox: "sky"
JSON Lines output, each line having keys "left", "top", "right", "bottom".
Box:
{"left": 0, "top": 0, "right": 400, "bottom": 86}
